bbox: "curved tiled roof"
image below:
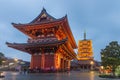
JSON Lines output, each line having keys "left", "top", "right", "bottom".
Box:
{"left": 30, "top": 8, "right": 56, "bottom": 23}
{"left": 6, "top": 38, "right": 68, "bottom": 48}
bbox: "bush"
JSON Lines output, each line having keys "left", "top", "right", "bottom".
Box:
{"left": 99, "top": 74, "right": 120, "bottom": 78}
{"left": 99, "top": 74, "right": 114, "bottom": 78}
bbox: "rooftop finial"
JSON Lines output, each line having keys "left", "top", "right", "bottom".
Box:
{"left": 42, "top": 7, "right": 46, "bottom": 12}
{"left": 84, "top": 30, "right": 86, "bottom": 40}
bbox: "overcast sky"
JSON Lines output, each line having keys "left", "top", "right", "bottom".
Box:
{"left": 0, "top": 0, "right": 120, "bottom": 61}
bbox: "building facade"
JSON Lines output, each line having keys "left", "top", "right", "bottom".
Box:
{"left": 6, "top": 8, "right": 77, "bottom": 72}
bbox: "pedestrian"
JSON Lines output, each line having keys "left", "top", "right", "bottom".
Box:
{"left": 23, "top": 68, "right": 27, "bottom": 74}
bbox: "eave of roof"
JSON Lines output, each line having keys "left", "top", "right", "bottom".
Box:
{"left": 6, "top": 38, "right": 68, "bottom": 48}
{"left": 12, "top": 16, "right": 66, "bottom": 27}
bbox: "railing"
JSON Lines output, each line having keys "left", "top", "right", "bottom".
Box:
{"left": 27, "top": 37, "right": 58, "bottom": 43}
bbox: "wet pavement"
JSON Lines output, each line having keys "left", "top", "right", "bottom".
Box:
{"left": 0, "top": 71, "right": 119, "bottom": 80}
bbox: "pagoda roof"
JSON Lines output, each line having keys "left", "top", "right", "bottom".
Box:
{"left": 81, "top": 39, "right": 91, "bottom": 41}
{"left": 11, "top": 8, "right": 77, "bottom": 49}
{"left": 12, "top": 16, "right": 66, "bottom": 26}
{"left": 30, "top": 8, "right": 56, "bottom": 23}
{"left": 6, "top": 38, "right": 67, "bottom": 53}
{"left": 6, "top": 38, "right": 76, "bottom": 59}
{"left": 78, "top": 60, "right": 94, "bottom": 65}
{"left": 12, "top": 8, "right": 64, "bottom": 26}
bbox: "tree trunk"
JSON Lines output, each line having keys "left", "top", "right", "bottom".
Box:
{"left": 0, "top": 72, "right": 2, "bottom": 76}
{"left": 112, "top": 69, "right": 116, "bottom": 77}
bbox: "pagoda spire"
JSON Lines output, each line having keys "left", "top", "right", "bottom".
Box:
{"left": 84, "top": 30, "right": 86, "bottom": 40}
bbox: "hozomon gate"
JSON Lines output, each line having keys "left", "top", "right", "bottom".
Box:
{"left": 6, "top": 8, "right": 77, "bottom": 72}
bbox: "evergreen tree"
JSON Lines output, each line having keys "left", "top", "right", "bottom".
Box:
{"left": 0, "top": 52, "right": 4, "bottom": 65}
{"left": 101, "top": 41, "right": 120, "bottom": 76}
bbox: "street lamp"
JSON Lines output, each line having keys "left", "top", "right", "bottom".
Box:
{"left": 14, "top": 58, "right": 19, "bottom": 71}
{"left": 99, "top": 66, "right": 104, "bottom": 74}
{"left": 0, "top": 61, "right": 5, "bottom": 78}
{"left": 100, "top": 66, "right": 104, "bottom": 69}
{"left": 90, "top": 61, "right": 94, "bottom": 70}
{"left": 2, "top": 61, "right": 6, "bottom": 67}
{"left": 2, "top": 61, "right": 5, "bottom": 63}
{"left": 14, "top": 58, "right": 18, "bottom": 62}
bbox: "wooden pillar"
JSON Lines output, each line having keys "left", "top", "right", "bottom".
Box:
{"left": 61, "top": 58, "right": 64, "bottom": 71}
{"left": 83, "top": 65, "right": 84, "bottom": 70}
{"left": 30, "top": 54, "right": 33, "bottom": 69}
{"left": 63, "top": 59, "right": 64, "bottom": 70}
{"left": 66, "top": 60, "right": 69, "bottom": 70}
{"left": 41, "top": 53, "right": 45, "bottom": 70}
{"left": 63, "top": 59, "right": 66, "bottom": 71}
{"left": 61, "top": 58, "right": 63, "bottom": 70}
{"left": 65, "top": 60, "right": 67, "bottom": 70}
{"left": 87, "top": 65, "right": 88, "bottom": 70}
{"left": 54, "top": 54, "right": 59, "bottom": 71}
{"left": 68, "top": 60, "right": 70, "bottom": 70}
{"left": 54, "top": 54, "right": 56, "bottom": 70}
{"left": 66, "top": 60, "right": 68, "bottom": 69}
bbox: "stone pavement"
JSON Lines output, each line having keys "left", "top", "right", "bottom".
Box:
{"left": 0, "top": 71, "right": 119, "bottom": 80}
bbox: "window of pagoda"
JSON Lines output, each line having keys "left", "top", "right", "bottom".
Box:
{"left": 35, "top": 29, "right": 45, "bottom": 38}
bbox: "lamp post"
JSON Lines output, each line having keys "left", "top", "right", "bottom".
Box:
{"left": 2, "top": 61, "right": 5, "bottom": 67}
{"left": 14, "top": 58, "right": 18, "bottom": 62}
{"left": 100, "top": 66, "right": 104, "bottom": 74}
{"left": 14, "top": 58, "right": 18, "bottom": 71}
{"left": 0, "top": 61, "right": 5, "bottom": 78}
{"left": 90, "top": 61, "right": 94, "bottom": 70}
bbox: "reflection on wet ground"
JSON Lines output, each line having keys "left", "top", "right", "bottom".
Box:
{"left": 0, "top": 71, "right": 119, "bottom": 80}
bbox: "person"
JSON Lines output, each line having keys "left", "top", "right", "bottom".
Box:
{"left": 23, "top": 68, "right": 27, "bottom": 74}
{"left": 17, "top": 65, "right": 22, "bottom": 74}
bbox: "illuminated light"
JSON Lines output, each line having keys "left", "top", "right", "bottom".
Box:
{"left": 100, "top": 66, "right": 104, "bottom": 69}
{"left": 101, "top": 55, "right": 104, "bottom": 57}
{"left": 2, "top": 61, "right": 5, "bottom": 63}
{"left": 14, "top": 58, "right": 18, "bottom": 62}
{"left": 0, "top": 72, "right": 4, "bottom": 76}
{"left": 9, "top": 63, "right": 14, "bottom": 66}
{"left": 90, "top": 61, "right": 94, "bottom": 65}
{"left": 20, "top": 62, "right": 25, "bottom": 64}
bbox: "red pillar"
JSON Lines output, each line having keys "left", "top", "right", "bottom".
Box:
{"left": 30, "top": 54, "right": 42, "bottom": 69}
{"left": 41, "top": 53, "right": 45, "bottom": 70}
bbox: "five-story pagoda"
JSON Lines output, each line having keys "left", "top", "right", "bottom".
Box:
{"left": 6, "top": 8, "right": 77, "bottom": 72}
